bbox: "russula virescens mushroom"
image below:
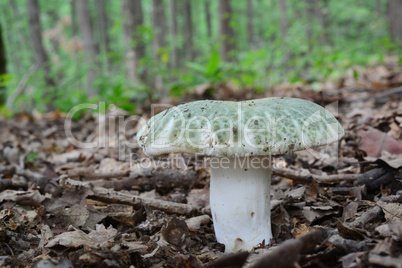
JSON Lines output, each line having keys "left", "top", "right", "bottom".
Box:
{"left": 137, "top": 97, "right": 344, "bottom": 253}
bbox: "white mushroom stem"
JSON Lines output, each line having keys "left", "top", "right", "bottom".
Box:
{"left": 210, "top": 156, "right": 273, "bottom": 253}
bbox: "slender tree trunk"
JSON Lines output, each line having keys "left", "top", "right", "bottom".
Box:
{"left": 0, "top": 21, "right": 6, "bottom": 105}
{"left": 152, "top": 0, "right": 168, "bottom": 98}
{"left": 70, "top": 0, "right": 78, "bottom": 36}
{"left": 205, "top": 0, "right": 212, "bottom": 38}
{"left": 219, "top": 0, "right": 235, "bottom": 61}
{"left": 278, "top": 0, "right": 290, "bottom": 66}
{"left": 152, "top": 0, "right": 167, "bottom": 51}
{"left": 27, "top": 0, "right": 55, "bottom": 87}
{"left": 76, "top": 0, "right": 99, "bottom": 96}
{"left": 257, "top": 0, "right": 266, "bottom": 44}
{"left": 313, "top": 0, "right": 326, "bottom": 45}
{"left": 388, "top": 0, "right": 402, "bottom": 42}
{"left": 3, "top": 1, "right": 21, "bottom": 74}
{"left": 169, "top": 0, "right": 179, "bottom": 69}
{"left": 376, "top": 0, "right": 382, "bottom": 17}
{"left": 321, "top": 0, "right": 331, "bottom": 45}
{"left": 247, "top": 0, "right": 254, "bottom": 47}
{"left": 133, "top": 0, "right": 147, "bottom": 83}
{"left": 278, "top": 0, "right": 288, "bottom": 37}
{"left": 95, "top": 0, "right": 112, "bottom": 72}
{"left": 183, "top": 0, "right": 194, "bottom": 60}
{"left": 305, "top": 0, "right": 314, "bottom": 52}
{"left": 122, "top": 0, "right": 139, "bottom": 84}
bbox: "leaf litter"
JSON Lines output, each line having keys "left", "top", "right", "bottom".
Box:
{"left": 0, "top": 64, "right": 401, "bottom": 267}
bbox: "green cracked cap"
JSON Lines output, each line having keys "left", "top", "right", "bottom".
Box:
{"left": 137, "top": 97, "right": 344, "bottom": 157}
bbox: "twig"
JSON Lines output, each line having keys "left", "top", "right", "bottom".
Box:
{"left": 87, "top": 169, "right": 197, "bottom": 192}
{"left": 354, "top": 167, "right": 395, "bottom": 192}
{"left": 250, "top": 230, "right": 323, "bottom": 268}
{"left": 67, "top": 168, "right": 129, "bottom": 180}
{"left": 343, "top": 86, "right": 402, "bottom": 103}
{"left": 60, "top": 177, "right": 210, "bottom": 217}
{"left": 348, "top": 206, "right": 383, "bottom": 228}
{"left": 272, "top": 167, "right": 360, "bottom": 184}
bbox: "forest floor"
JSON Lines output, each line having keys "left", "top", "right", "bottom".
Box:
{"left": 0, "top": 63, "right": 401, "bottom": 267}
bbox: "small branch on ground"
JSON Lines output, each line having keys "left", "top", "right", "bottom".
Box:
{"left": 60, "top": 177, "right": 210, "bottom": 216}
{"left": 88, "top": 169, "right": 197, "bottom": 192}
{"left": 272, "top": 167, "right": 360, "bottom": 184}
{"left": 250, "top": 230, "right": 323, "bottom": 268}
{"left": 348, "top": 206, "right": 383, "bottom": 228}
{"left": 354, "top": 167, "right": 395, "bottom": 192}
{"left": 67, "top": 168, "right": 129, "bottom": 180}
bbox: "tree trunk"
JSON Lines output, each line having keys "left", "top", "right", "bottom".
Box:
{"left": 152, "top": 0, "right": 167, "bottom": 51}
{"left": 247, "top": 0, "right": 254, "bottom": 47}
{"left": 376, "top": 0, "right": 382, "bottom": 17}
{"left": 122, "top": 0, "right": 139, "bottom": 84}
{"left": 0, "top": 21, "right": 6, "bottom": 105}
{"left": 95, "top": 0, "right": 112, "bottom": 72}
{"left": 278, "top": 0, "right": 289, "bottom": 66}
{"left": 152, "top": 0, "right": 168, "bottom": 98}
{"left": 313, "top": 0, "right": 326, "bottom": 45}
{"left": 70, "top": 0, "right": 78, "bottom": 37}
{"left": 388, "top": 0, "right": 402, "bottom": 42}
{"left": 278, "top": 0, "right": 288, "bottom": 37}
{"left": 3, "top": 0, "right": 22, "bottom": 74}
{"left": 205, "top": 0, "right": 212, "bottom": 38}
{"left": 320, "top": 0, "right": 331, "bottom": 45}
{"left": 183, "top": 0, "right": 194, "bottom": 60}
{"left": 305, "top": 0, "right": 314, "bottom": 52}
{"left": 76, "top": 0, "right": 99, "bottom": 96}
{"left": 133, "top": 0, "right": 147, "bottom": 83}
{"left": 169, "top": 0, "right": 179, "bottom": 69}
{"left": 219, "top": 0, "right": 235, "bottom": 62}
{"left": 27, "top": 0, "right": 55, "bottom": 88}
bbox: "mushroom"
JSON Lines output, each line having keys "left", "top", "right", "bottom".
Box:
{"left": 137, "top": 97, "right": 344, "bottom": 253}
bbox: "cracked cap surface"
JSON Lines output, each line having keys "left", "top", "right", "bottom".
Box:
{"left": 137, "top": 97, "right": 345, "bottom": 157}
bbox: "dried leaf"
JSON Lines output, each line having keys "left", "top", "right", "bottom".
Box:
{"left": 185, "top": 215, "right": 211, "bottom": 231}
{"left": 0, "top": 190, "right": 44, "bottom": 207}
{"left": 337, "top": 221, "right": 365, "bottom": 241}
{"left": 161, "top": 216, "right": 190, "bottom": 247}
{"left": 341, "top": 201, "right": 359, "bottom": 222}
{"left": 357, "top": 126, "right": 402, "bottom": 157}
{"left": 46, "top": 224, "right": 117, "bottom": 250}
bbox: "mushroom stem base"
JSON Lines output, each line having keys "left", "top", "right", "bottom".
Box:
{"left": 210, "top": 156, "right": 272, "bottom": 253}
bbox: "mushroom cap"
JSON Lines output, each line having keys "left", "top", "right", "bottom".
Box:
{"left": 137, "top": 97, "right": 344, "bottom": 157}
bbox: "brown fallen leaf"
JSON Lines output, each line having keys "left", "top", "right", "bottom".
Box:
{"left": 302, "top": 206, "right": 337, "bottom": 224}
{"left": 357, "top": 126, "right": 402, "bottom": 157}
{"left": 337, "top": 221, "right": 365, "bottom": 241}
{"left": 161, "top": 216, "right": 190, "bottom": 247}
{"left": 305, "top": 181, "right": 318, "bottom": 200}
{"left": 46, "top": 224, "right": 117, "bottom": 251}
{"left": 0, "top": 190, "right": 44, "bottom": 207}
{"left": 341, "top": 201, "right": 359, "bottom": 222}
{"left": 292, "top": 224, "right": 315, "bottom": 239}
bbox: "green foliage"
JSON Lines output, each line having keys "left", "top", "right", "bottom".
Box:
{"left": 25, "top": 151, "right": 38, "bottom": 164}
{"left": 0, "top": 0, "right": 400, "bottom": 116}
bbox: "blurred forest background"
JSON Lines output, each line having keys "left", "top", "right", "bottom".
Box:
{"left": 0, "top": 0, "right": 401, "bottom": 114}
